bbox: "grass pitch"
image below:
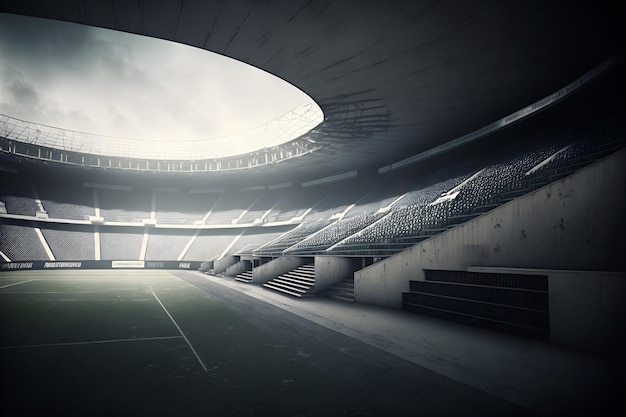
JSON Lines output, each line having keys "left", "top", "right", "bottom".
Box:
{"left": 0, "top": 270, "right": 391, "bottom": 417}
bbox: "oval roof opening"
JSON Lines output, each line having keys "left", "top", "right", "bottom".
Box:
{"left": 0, "top": 13, "right": 323, "bottom": 159}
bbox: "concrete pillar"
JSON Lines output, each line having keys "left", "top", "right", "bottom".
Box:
{"left": 200, "top": 260, "right": 213, "bottom": 272}
{"left": 214, "top": 255, "right": 238, "bottom": 274}
{"left": 314, "top": 256, "right": 361, "bottom": 292}
{"left": 225, "top": 260, "right": 252, "bottom": 277}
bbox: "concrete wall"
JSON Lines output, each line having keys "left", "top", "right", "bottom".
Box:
{"left": 225, "top": 260, "right": 251, "bottom": 277}
{"left": 214, "top": 255, "right": 238, "bottom": 274}
{"left": 314, "top": 256, "right": 361, "bottom": 291}
{"left": 200, "top": 261, "right": 213, "bottom": 272}
{"left": 548, "top": 270, "right": 626, "bottom": 356}
{"left": 252, "top": 256, "right": 308, "bottom": 285}
{"left": 355, "top": 148, "right": 626, "bottom": 309}
{"left": 467, "top": 266, "right": 626, "bottom": 355}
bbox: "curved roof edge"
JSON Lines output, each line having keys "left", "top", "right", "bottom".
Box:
{"left": 379, "top": 56, "right": 621, "bottom": 173}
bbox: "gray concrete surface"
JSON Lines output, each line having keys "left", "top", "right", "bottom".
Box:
{"left": 176, "top": 270, "right": 624, "bottom": 416}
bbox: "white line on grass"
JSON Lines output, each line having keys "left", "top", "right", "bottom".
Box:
{"left": 0, "top": 335, "right": 183, "bottom": 349}
{"left": 151, "top": 291, "right": 208, "bottom": 372}
{"left": 0, "top": 291, "right": 147, "bottom": 294}
{"left": 0, "top": 280, "right": 34, "bottom": 290}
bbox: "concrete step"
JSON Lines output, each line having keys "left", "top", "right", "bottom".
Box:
{"left": 273, "top": 277, "right": 313, "bottom": 290}
{"left": 263, "top": 281, "right": 305, "bottom": 297}
{"left": 276, "top": 274, "right": 315, "bottom": 286}
{"left": 333, "top": 285, "right": 354, "bottom": 294}
{"left": 329, "top": 293, "right": 354, "bottom": 302}
{"left": 332, "top": 289, "right": 355, "bottom": 299}
{"left": 333, "top": 282, "right": 354, "bottom": 292}
{"left": 325, "top": 278, "right": 355, "bottom": 302}
{"left": 264, "top": 280, "right": 308, "bottom": 293}
{"left": 282, "top": 272, "right": 315, "bottom": 284}
{"left": 235, "top": 270, "right": 253, "bottom": 281}
{"left": 263, "top": 282, "right": 303, "bottom": 297}
{"left": 263, "top": 264, "right": 316, "bottom": 298}
{"left": 288, "top": 269, "right": 316, "bottom": 278}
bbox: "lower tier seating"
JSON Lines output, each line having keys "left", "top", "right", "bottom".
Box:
{"left": 0, "top": 224, "right": 48, "bottom": 261}
{"left": 402, "top": 270, "right": 549, "bottom": 340}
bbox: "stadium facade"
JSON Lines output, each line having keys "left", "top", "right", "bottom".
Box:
{"left": 0, "top": 1, "right": 625, "bottom": 409}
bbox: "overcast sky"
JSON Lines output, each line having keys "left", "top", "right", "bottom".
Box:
{"left": 0, "top": 13, "right": 314, "bottom": 141}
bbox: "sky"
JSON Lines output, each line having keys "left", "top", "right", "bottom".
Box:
{"left": 0, "top": 13, "right": 317, "bottom": 142}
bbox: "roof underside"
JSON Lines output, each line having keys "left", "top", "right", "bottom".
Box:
{"left": 0, "top": 0, "right": 622, "bottom": 183}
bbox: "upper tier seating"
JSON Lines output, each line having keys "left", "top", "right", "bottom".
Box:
{"left": 39, "top": 186, "right": 95, "bottom": 220}
{"left": 0, "top": 126, "right": 623, "bottom": 261}
{"left": 41, "top": 200, "right": 95, "bottom": 220}
{"left": 235, "top": 192, "right": 278, "bottom": 224}
{"left": 330, "top": 175, "right": 469, "bottom": 254}
{"left": 0, "top": 181, "right": 39, "bottom": 217}
{"left": 253, "top": 219, "right": 336, "bottom": 256}
{"left": 266, "top": 187, "right": 326, "bottom": 222}
{"left": 328, "top": 136, "right": 606, "bottom": 256}
{"left": 227, "top": 227, "right": 293, "bottom": 255}
{"left": 285, "top": 212, "right": 386, "bottom": 254}
{"left": 98, "top": 188, "right": 151, "bottom": 223}
{"left": 154, "top": 191, "right": 216, "bottom": 225}
{"left": 203, "top": 192, "right": 256, "bottom": 225}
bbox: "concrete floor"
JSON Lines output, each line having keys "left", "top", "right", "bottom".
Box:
{"left": 176, "top": 270, "right": 624, "bottom": 417}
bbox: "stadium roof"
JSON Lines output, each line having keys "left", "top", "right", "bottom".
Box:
{"left": 0, "top": 0, "right": 623, "bottom": 183}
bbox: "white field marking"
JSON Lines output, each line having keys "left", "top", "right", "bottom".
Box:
{"left": 15, "top": 277, "right": 152, "bottom": 280}
{"left": 151, "top": 291, "right": 208, "bottom": 372}
{"left": 0, "top": 335, "right": 183, "bottom": 350}
{"left": 164, "top": 271, "right": 218, "bottom": 299}
{"left": 0, "top": 291, "right": 145, "bottom": 294}
{"left": 0, "top": 279, "right": 34, "bottom": 290}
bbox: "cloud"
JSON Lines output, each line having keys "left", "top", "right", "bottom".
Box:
{"left": 2, "top": 67, "right": 39, "bottom": 106}
{"left": 0, "top": 13, "right": 317, "bottom": 145}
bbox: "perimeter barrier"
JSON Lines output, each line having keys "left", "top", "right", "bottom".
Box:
{"left": 0, "top": 260, "right": 203, "bottom": 271}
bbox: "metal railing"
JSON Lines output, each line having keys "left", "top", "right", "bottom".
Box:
{"left": 0, "top": 102, "right": 323, "bottom": 160}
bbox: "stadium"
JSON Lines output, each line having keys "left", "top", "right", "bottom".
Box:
{"left": 0, "top": 1, "right": 624, "bottom": 416}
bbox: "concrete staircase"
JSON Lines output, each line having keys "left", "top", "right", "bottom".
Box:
{"left": 325, "top": 277, "right": 355, "bottom": 302}
{"left": 263, "top": 264, "right": 315, "bottom": 298}
{"left": 402, "top": 270, "right": 550, "bottom": 340}
{"left": 235, "top": 269, "right": 253, "bottom": 283}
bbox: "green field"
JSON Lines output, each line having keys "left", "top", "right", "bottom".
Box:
{"left": 0, "top": 270, "right": 392, "bottom": 417}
